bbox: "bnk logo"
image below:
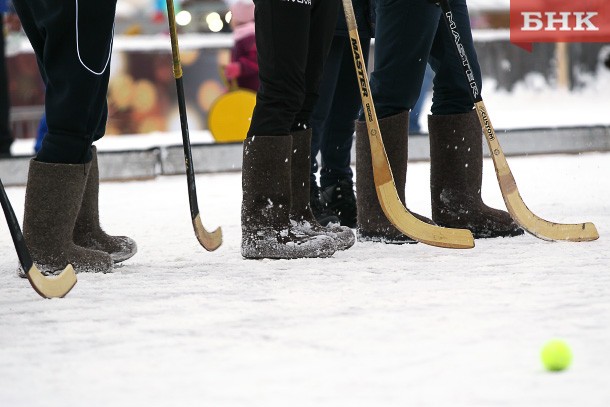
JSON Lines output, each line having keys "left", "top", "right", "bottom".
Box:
{"left": 510, "top": 0, "right": 610, "bottom": 51}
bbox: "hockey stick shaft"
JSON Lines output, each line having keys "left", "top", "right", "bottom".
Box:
{"left": 438, "top": 0, "right": 598, "bottom": 242}
{"left": 166, "top": 0, "right": 222, "bottom": 251}
{"left": 342, "top": 0, "right": 473, "bottom": 249}
{"left": 0, "top": 179, "right": 76, "bottom": 299}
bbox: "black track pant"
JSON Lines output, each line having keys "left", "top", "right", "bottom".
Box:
{"left": 13, "top": 0, "right": 116, "bottom": 164}
{"left": 247, "top": 0, "right": 340, "bottom": 137}
{"left": 310, "top": 34, "right": 371, "bottom": 187}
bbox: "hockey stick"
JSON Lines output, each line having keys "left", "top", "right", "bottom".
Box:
{"left": 166, "top": 0, "right": 222, "bottom": 251}
{"left": 342, "top": 0, "right": 474, "bottom": 249}
{"left": 438, "top": 0, "right": 598, "bottom": 242}
{"left": 0, "top": 179, "right": 77, "bottom": 299}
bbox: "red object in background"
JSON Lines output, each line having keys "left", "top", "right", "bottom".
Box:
{"left": 510, "top": 0, "right": 610, "bottom": 51}
{"left": 152, "top": 10, "right": 165, "bottom": 24}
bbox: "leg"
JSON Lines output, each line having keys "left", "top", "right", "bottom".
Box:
{"left": 427, "top": 0, "right": 522, "bottom": 238}
{"left": 318, "top": 37, "right": 371, "bottom": 228}
{"left": 368, "top": 0, "right": 440, "bottom": 120}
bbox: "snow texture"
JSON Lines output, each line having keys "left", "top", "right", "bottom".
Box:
{"left": 1, "top": 152, "right": 609, "bottom": 407}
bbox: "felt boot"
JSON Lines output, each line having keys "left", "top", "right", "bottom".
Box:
{"left": 428, "top": 110, "right": 524, "bottom": 238}
{"left": 290, "top": 129, "right": 354, "bottom": 251}
{"left": 241, "top": 135, "right": 336, "bottom": 259}
{"left": 73, "top": 147, "right": 137, "bottom": 262}
{"left": 22, "top": 159, "right": 113, "bottom": 275}
{"left": 356, "top": 111, "right": 430, "bottom": 243}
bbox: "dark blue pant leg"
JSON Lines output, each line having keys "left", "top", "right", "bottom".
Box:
{"left": 428, "top": 0, "right": 482, "bottom": 115}
{"left": 368, "top": 0, "right": 440, "bottom": 120}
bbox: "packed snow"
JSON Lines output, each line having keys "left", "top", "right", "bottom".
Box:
{"left": 2, "top": 32, "right": 610, "bottom": 407}
{"left": 1, "top": 151, "right": 609, "bottom": 406}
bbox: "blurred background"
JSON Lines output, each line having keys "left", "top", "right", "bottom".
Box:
{"left": 3, "top": 0, "right": 609, "bottom": 142}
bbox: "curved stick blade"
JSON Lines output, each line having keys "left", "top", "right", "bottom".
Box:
{"left": 193, "top": 214, "right": 223, "bottom": 251}
{"left": 494, "top": 154, "right": 599, "bottom": 242}
{"left": 476, "top": 101, "right": 599, "bottom": 242}
{"left": 27, "top": 265, "right": 77, "bottom": 299}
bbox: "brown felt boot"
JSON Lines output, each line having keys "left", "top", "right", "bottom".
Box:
{"left": 290, "top": 129, "right": 354, "bottom": 251}
{"left": 73, "top": 146, "right": 137, "bottom": 263}
{"left": 22, "top": 159, "right": 113, "bottom": 275}
{"left": 428, "top": 110, "right": 524, "bottom": 238}
{"left": 356, "top": 111, "right": 430, "bottom": 244}
{"left": 241, "top": 135, "right": 336, "bottom": 259}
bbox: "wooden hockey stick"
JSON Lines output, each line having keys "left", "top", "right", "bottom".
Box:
{"left": 166, "top": 0, "right": 222, "bottom": 251}
{"left": 438, "top": 0, "right": 598, "bottom": 242}
{"left": 342, "top": 0, "right": 474, "bottom": 249}
{"left": 0, "top": 179, "right": 76, "bottom": 299}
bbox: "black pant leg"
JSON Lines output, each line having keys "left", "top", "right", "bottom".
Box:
{"left": 293, "top": 0, "right": 340, "bottom": 129}
{"left": 310, "top": 35, "right": 344, "bottom": 182}
{"left": 13, "top": 0, "right": 116, "bottom": 164}
{"left": 247, "top": 0, "right": 312, "bottom": 137}
{"left": 319, "top": 37, "right": 370, "bottom": 187}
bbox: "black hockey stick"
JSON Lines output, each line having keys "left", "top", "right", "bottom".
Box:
{"left": 166, "top": 0, "right": 222, "bottom": 251}
{"left": 342, "top": 0, "right": 474, "bottom": 249}
{"left": 438, "top": 0, "right": 598, "bottom": 242}
{"left": 0, "top": 179, "right": 77, "bottom": 298}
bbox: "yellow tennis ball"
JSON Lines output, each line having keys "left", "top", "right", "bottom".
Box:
{"left": 541, "top": 339, "right": 572, "bottom": 372}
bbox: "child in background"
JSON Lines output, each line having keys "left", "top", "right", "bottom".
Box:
{"left": 225, "top": 1, "right": 258, "bottom": 92}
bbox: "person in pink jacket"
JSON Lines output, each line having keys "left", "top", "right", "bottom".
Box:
{"left": 225, "top": 2, "right": 259, "bottom": 91}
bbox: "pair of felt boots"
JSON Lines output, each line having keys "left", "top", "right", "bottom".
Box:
{"left": 356, "top": 110, "right": 524, "bottom": 243}
{"left": 241, "top": 130, "right": 355, "bottom": 259}
{"left": 21, "top": 147, "right": 137, "bottom": 276}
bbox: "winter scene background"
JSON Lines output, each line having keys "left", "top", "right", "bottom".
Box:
{"left": 2, "top": 0, "right": 610, "bottom": 406}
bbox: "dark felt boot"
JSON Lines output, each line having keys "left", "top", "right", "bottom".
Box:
{"left": 22, "top": 159, "right": 113, "bottom": 275}
{"left": 428, "top": 110, "right": 524, "bottom": 238}
{"left": 356, "top": 111, "right": 429, "bottom": 243}
{"left": 290, "top": 129, "right": 354, "bottom": 251}
{"left": 73, "top": 146, "right": 137, "bottom": 263}
{"left": 241, "top": 135, "right": 336, "bottom": 259}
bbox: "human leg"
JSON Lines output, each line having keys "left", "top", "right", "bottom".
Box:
{"left": 427, "top": 0, "right": 522, "bottom": 238}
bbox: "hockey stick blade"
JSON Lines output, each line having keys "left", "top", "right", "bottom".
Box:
{"left": 343, "top": 0, "right": 474, "bottom": 249}
{"left": 167, "top": 0, "right": 223, "bottom": 251}
{"left": 193, "top": 214, "right": 222, "bottom": 251}
{"left": 439, "top": 0, "right": 598, "bottom": 242}
{"left": 475, "top": 101, "right": 598, "bottom": 242}
{"left": 1, "top": 179, "right": 77, "bottom": 299}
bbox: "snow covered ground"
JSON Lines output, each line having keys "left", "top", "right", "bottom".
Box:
{"left": 1, "top": 151, "right": 609, "bottom": 407}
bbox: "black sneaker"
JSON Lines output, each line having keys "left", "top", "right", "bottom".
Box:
{"left": 321, "top": 178, "right": 357, "bottom": 228}
{"left": 310, "top": 183, "right": 340, "bottom": 226}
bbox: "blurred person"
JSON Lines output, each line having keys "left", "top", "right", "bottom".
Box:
{"left": 308, "top": 0, "right": 375, "bottom": 228}
{"left": 224, "top": 1, "right": 259, "bottom": 91}
{"left": 12, "top": 0, "right": 136, "bottom": 275}
{"left": 355, "top": 0, "right": 522, "bottom": 243}
{"left": 241, "top": 0, "right": 355, "bottom": 259}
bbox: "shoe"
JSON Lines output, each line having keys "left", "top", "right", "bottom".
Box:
{"left": 310, "top": 182, "right": 340, "bottom": 227}
{"left": 320, "top": 178, "right": 357, "bottom": 228}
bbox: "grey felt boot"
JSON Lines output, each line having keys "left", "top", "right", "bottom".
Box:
{"left": 356, "top": 111, "right": 429, "bottom": 243}
{"left": 22, "top": 159, "right": 113, "bottom": 275}
{"left": 290, "top": 129, "right": 354, "bottom": 251}
{"left": 73, "top": 146, "right": 137, "bottom": 263}
{"left": 241, "top": 135, "right": 336, "bottom": 259}
{"left": 428, "top": 110, "right": 524, "bottom": 238}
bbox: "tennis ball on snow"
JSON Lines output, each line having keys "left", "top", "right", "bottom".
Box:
{"left": 541, "top": 339, "right": 572, "bottom": 372}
